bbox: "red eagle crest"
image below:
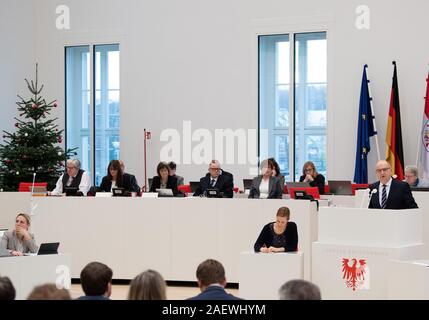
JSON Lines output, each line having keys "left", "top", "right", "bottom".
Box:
{"left": 341, "top": 258, "right": 366, "bottom": 291}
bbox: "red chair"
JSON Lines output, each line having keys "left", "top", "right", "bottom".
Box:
{"left": 18, "top": 182, "right": 48, "bottom": 192}
{"left": 352, "top": 183, "right": 369, "bottom": 195}
{"left": 289, "top": 187, "right": 320, "bottom": 200}
{"left": 283, "top": 185, "right": 289, "bottom": 194}
{"left": 178, "top": 184, "right": 191, "bottom": 195}
{"left": 324, "top": 185, "right": 329, "bottom": 194}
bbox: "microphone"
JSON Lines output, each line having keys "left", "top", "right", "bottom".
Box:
{"left": 368, "top": 188, "right": 377, "bottom": 207}
{"left": 31, "top": 172, "right": 36, "bottom": 195}
{"left": 392, "top": 174, "right": 397, "bottom": 179}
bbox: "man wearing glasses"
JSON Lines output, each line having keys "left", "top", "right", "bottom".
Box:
{"left": 193, "top": 160, "right": 234, "bottom": 198}
{"left": 368, "top": 160, "right": 418, "bottom": 209}
{"left": 50, "top": 159, "right": 91, "bottom": 196}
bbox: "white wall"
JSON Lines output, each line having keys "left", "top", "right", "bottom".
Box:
{"left": 0, "top": 0, "right": 35, "bottom": 144}
{"left": 2, "top": 0, "right": 429, "bottom": 187}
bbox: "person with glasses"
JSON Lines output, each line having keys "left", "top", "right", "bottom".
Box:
{"left": 248, "top": 159, "right": 283, "bottom": 199}
{"left": 193, "top": 160, "right": 234, "bottom": 198}
{"left": 49, "top": 159, "right": 91, "bottom": 196}
{"left": 369, "top": 160, "right": 418, "bottom": 209}
{"left": 299, "top": 161, "right": 326, "bottom": 195}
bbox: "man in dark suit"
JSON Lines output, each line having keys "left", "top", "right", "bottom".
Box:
{"left": 369, "top": 160, "right": 418, "bottom": 210}
{"left": 119, "top": 160, "right": 141, "bottom": 193}
{"left": 188, "top": 259, "right": 241, "bottom": 300}
{"left": 193, "top": 160, "right": 234, "bottom": 198}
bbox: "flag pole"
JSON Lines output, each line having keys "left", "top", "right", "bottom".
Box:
{"left": 416, "top": 66, "right": 429, "bottom": 167}
{"left": 365, "top": 64, "right": 381, "bottom": 161}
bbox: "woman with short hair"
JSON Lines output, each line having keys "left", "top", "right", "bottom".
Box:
{"left": 149, "top": 162, "right": 179, "bottom": 196}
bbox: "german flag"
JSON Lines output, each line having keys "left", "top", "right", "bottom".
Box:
{"left": 386, "top": 61, "right": 404, "bottom": 180}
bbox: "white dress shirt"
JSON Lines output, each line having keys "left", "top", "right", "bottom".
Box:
{"left": 259, "top": 179, "right": 270, "bottom": 199}
{"left": 378, "top": 177, "right": 392, "bottom": 207}
{"left": 51, "top": 171, "right": 91, "bottom": 196}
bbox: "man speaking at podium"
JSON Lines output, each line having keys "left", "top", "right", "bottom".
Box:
{"left": 368, "top": 160, "right": 418, "bottom": 209}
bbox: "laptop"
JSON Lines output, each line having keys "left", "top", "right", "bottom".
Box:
{"left": 64, "top": 186, "right": 79, "bottom": 196}
{"left": 37, "top": 242, "right": 60, "bottom": 255}
{"left": 328, "top": 180, "right": 353, "bottom": 195}
{"left": 156, "top": 188, "right": 174, "bottom": 197}
{"left": 189, "top": 181, "right": 200, "bottom": 193}
{"left": 205, "top": 188, "right": 221, "bottom": 198}
{"left": 112, "top": 188, "right": 131, "bottom": 197}
{"left": 286, "top": 182, "right": 310, "bottom": 189}
{"left": 0, "top": 245, "right": 11, "bottom": 257}
{"left": 243, "top": 179, "right": 253, "bottom": 190}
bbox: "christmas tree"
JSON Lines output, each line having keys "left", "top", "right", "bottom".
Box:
{"left": 0, "top": 64, "right": 76, "bottom": 191}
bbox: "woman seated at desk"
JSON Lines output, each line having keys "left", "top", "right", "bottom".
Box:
{"left": 99, "top": 160, "right": 136, "bottom": 193}
{"left": 299, "top": 161, "right": 325, "bottom": 195}
{"left": 248, "top": 159, "right": 283, "bottom": 199}
{"left": 149, "top": 162, "right": 179, "bottom": 196}
{"left": 1, "top": 213, "right": 38, "bottom": 256}
{"left": 254, "top": 207, "right": 298, "bottom": 253}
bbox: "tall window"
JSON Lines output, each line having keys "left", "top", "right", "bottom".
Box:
{"left": 66, "top": 44, "right": 120, "bottom": 185}
{"left": 259, "top": 32, "right": 326, "bottom": 181}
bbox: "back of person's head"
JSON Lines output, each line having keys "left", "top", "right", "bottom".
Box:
{"left": 128, "top": 269, "right": 167, "bottom": 300}
{"left": 0, "top": 276, "right": 16, "bottom": 300}
{"left": 80, "top": 262, "right": 113, "bottom": 296}
{"left": 196, "top": 259, "right": 226, "bottom": 288}
{"left": 279, "top": 279, "right": 321, "bottom": 300}
{"left": 27, "top": 283, "right": 71, "bottom": 300}
{"left": 168, "top": 161, "right": 177, "bottom": 171}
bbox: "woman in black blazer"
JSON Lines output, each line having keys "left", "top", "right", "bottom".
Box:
{"left": 99, "top": 160, "right": 135, "bottom": 192}
{"left": 149, "top": 162, "right": 179, "bottom": 196}
{"left": 254, "top": 207, "right": 298, "bottom": 253}
{"left": 299, "top": 161, "right": 325, "bottom": 195}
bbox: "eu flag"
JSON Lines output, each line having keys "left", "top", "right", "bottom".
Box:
{"left": 354, "top": 65, "right": 376, "bottom": 183}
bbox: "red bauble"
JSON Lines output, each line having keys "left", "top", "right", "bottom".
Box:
{"left": 32, "top": 104, "right": 38, "bottom": 109}
{"left": 53, "top": 103, "right": 58, "bottom": 107}
{"left": 15, "top": 123, "right": 19, "bottom": 128}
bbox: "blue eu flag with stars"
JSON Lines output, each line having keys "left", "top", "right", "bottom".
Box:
{"left": 353, "top": 65, "right": 376, "bottom": 184}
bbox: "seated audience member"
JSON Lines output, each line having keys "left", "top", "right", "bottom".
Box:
{"left": 119, "top": 160, "right": 141, "bottom": 193}
{"left": 149, "top": 162, "right": 179, "bottom": 196}
{"left": 299, "top": 161, "right": 325, "bottom": 195}
{"left": 168, "top": 161, "right": 184, "bottom": 186}
{"left": 188, "top": 259, "right": 241, "bottom": 300}
{"left": 254, "top": 207, "right": 298, "bottom": 252}
{"left": 27, "top": 283, "right": 71, "bottom": 300}
{"left": 369, "top": 160, "right": 418, "bottom": 209}
{"left": 404, "top": 165, "right": 428, "bottom": 187}
{"left": 50, "top": 159, "right": 91, "bottom": 196}
{"left": 128, "top": 269, "right": 167, "bottom": 300}
{"left": 279, "top": 279, "right": 321, "bottom": 300}
{"left": 248, "top": 159, "right": 282, "bottom": 199}
{"left": 193, "top": 160, "right": 234, "bottom": 198}
{"left": 0, "top": 276, "right": 16, "bottom": 300}
{"left": 76, "top": 262, "right": 113, "bottom": 300}
{"left": 1, "top": 213, "right": 38, "bottom": 256}
{"left": 269, "top": 157, "right": 285, "bottom": 188}
{"left": 99, "top": 160, "right": 135, "bottom": 193}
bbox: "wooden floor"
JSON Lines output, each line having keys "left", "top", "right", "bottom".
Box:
{"left": 70, "top": 284, "right": 239, "bottom": 300}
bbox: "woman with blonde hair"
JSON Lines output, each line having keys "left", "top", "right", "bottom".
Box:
{"left": 299, "top": 161, "right": 326, "bottom": 195}
{"left": 1, "top": 213, "right": 38, "bottom": 256}
{"left": 128, "top": 269, "right": 167, "bottom": 300}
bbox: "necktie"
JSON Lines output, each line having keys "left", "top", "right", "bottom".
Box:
{"left": 210, "top": 179, "right": 216, "bottom": 187}
{"left": 67, "top": 176, "right": 74, "bottom": 187}
{"left": 381, "top": 184, "right": 387, "bottom": 209}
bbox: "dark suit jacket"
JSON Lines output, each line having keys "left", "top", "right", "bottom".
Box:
{"left": 124, "top": 173, "right": 140, "bottom": 193}
{"left": 188, "top": 285, "right": 242, "bottom": 300}
{"left": 299, "top": 173, "right": 326, "bottom": 195}
{"left": 98, "top": 174, "right": 135, "bottom": 193}
{"left": 254, "top": 222, "right": 298, "bottom": 252}
{"left": 76, "top": 295, "right": 110, "bottom": 300}
{"left": 248, "top": 176, "right": 282, "bottom": 199}
{"left": 149, "top": 175, "right": 179, "bottom": 196}
{"left": 193, "top": 171, "right": 234, "bottom": 198}
{"left": 368, "top": 179, "right": 418, "bottom": 210}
